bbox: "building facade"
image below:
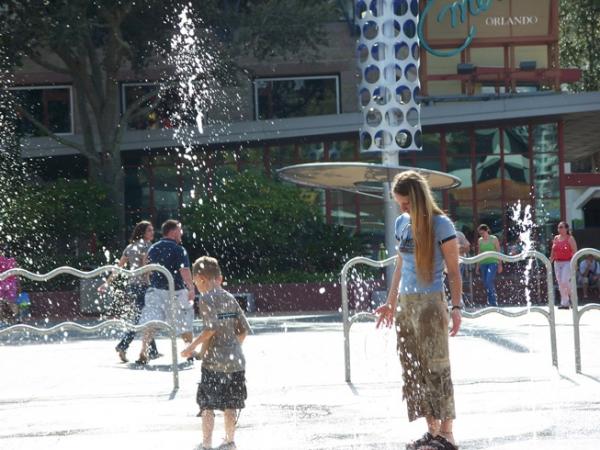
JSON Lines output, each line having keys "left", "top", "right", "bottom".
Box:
{"left": 13, "top": 0, "right": 600, "bottom": 253}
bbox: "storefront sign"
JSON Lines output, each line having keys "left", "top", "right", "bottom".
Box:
{"left": 485, "top": 16, "right": 539, "bottom": 26}
{"left": 418, "top": 0, "right": 495, "bottom": 57}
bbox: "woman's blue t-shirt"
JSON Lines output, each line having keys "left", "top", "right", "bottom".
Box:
{"left": 394, "top": 213, "right": 457, "bottom": 294}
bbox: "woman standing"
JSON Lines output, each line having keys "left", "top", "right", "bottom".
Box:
{"left": 375, "top": 171, "right": 462, "bottom": 450}
{"left": 550, "top": 221, "right": 577, "bottom": 309}
{"left": 99, "top": 221, "right": 160, "bottom": 362}
{"left": 476, "top": 224, "right": 503, "bottom": 307}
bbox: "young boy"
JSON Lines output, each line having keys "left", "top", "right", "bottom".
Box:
{"left": 182, "top": 256, "right": 251, "bottom": 450}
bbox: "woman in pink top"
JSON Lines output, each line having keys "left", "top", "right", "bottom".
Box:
{"left": 0, "top": 246, "right": 19, "bottom": 321}
{"left": 549, "top": 221, "right": 578, "bottom": 309}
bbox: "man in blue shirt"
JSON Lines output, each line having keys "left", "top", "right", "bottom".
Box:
{"left": 137, "top": 219, "right": 195, "bottom": 364}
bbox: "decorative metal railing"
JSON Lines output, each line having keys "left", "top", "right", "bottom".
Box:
{"left": 341, "top": 251, "right": 556, "bottom": 383}
{"left": 569, "top": 248, "right": 600, "bottom": 373}
{"left": 0, "top": 264, "right": 180, "bottom": 390}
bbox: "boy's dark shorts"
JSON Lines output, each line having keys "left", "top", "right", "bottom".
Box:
{"left": 197, "top": 367, "right": 247, "bottom": 412}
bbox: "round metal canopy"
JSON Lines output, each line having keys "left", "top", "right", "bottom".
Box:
{"left": 277, "top": 162, "right": 461, "bottom": 197}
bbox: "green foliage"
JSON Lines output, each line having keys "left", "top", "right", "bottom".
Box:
{"left": 28, "top": 179, "right": 118, "bottom": 244}
{"left": 182, "top": 172, "right": 362, "bottom": 283}
{"left": 560, "top": 0, "right": 600, "bottom": 91}
{"left": 1, "top": 178, "right": 119, "bottom": 277}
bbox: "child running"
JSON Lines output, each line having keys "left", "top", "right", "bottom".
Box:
{"left": 182, "top": 256, "right": 251, "bottom": 450}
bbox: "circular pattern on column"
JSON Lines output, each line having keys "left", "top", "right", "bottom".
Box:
{"left": 396, "top": 85, "right": 412, "bottom": 104}
{"left": 393, "top": 0, "right": 408, "bottom": 15}
{"left": 359, "top": 88, "right": 371, "bottom": 107}
{"left": 414, "top": 130, "right": 423, "bottom": 148}
{"left": 410, "top": 0, "right": 419, "bottom": 16}
{"left": 357, "top": 0, "right": 421, "bottom": 152}
{"left": 375, "top": 130, "right": 393, "bottom": 149}
{"left": 403, "top": 19, "right": 416, "bottom": 38}
{"left": 406, "top": 108, "right": 419, "bottom": 127}
{"left": 361, "top": 132, "right": 373, "bottom": 150}
{"left": 369, "top": 0, "right": 384, "bottom": 17}
{"left": 411, "top": 43, "right": 420, "bottom": 60}
{"left": 386, "top": 108, "right": 404, "bottom": 127}
{"left": 396, "top": 130, "right": 412, "bottom": 149}
{"left": 366, "top": 108, "right": 383, "bottom": 127}
{"left": 384, "top": 64, "right": 402, "bottom": 83}
{"left": 395, "top": 42, "right": 409, "bottom": 60}
{"left": 382, "top": 20, "right": 401, "bottom": 38}
{"left": 371, "top": 42, "right": 387, "bottom": 61}
{"left": 413, "top": 86, "right": 420, "bottom": 104}
{"left": 363, "top": 21, "right": 379, "bottom": 39}
{"left": 365, "top": 65, "right": 380, "bottom": 83}
{"left": 356, "top": 0, "right": 368, "bottom": 18}
{"left": 358, "top": 44, "right": 369, "bottom": 63}
{"left": 373, "top": 86, "right": 391, "bottom": 105}
{"left": 405, "top": 64, "right": 418, "bottom": 82}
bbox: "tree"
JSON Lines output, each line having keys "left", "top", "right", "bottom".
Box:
{"left": 0, "top": 0, "right": 335, "bottom": 242}
{"left": 182, "top": 172, "right": 362, "bottom": 283}
{"left": 560, "top": 0, "right": 600, "bottom": 91}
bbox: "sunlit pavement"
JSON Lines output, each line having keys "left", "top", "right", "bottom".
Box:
{"left": 1, "top": 308, "right": 600, "bottom": 449}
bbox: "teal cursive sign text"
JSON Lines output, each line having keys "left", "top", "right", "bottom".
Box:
{"left": 417, "top": 0, "right": 494, "bottom": 57}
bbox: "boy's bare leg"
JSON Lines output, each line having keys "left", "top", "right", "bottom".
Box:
{"left": 439, "top": 418, "right": 455, "bottom": 444}
{"left": 202, "top": 409, "right": 215, "bottom": 448}
{"left": 224, "top": 409, "right": 236, "bottom": 443}
{"left": 425, "top": 416, "right": 440, "bottom": 436}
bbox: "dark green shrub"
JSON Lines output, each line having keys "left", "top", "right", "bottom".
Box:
{"left": 182, "top": 172, "right": 362, "bottom": 283}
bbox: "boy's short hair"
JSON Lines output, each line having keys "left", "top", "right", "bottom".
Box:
{"left": 193, "top": 256, "right": 222, "bottom": 279}
{"left": 161, "top": 219, "right": 180, "bottom": 236}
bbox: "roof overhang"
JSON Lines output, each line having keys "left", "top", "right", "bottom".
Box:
{"left": 20, "top": 92, "right": 600, "bottom": 158}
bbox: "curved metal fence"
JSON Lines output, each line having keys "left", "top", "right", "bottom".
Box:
{"left": 341, "top": 250, "right": 557, "bottom": 383}
{"left": 0, "top": 264, "right": 180, "bottom": 390}
{"left": 570, "top": 248, "right": 600, "bottom": 373}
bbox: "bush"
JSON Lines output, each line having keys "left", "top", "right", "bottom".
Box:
{"left": 1, "top": 178, "right": 119, "bottom": 289}
{"left": 182, "top": 172, "right": 362, "bottom": 283}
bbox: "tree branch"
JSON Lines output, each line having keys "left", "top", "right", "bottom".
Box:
{"left": 83, "top": 30, "right": 104, "bottom": 101}
{"left": 52, "top": 45, "right": 103, "bottom": 119}
{"left": 13, "top": 102, "right": 98, "bottom": 160}
{"left": 120, "top": 85, "right": 162, "bottom": 125}
{"left": 25, "top": 52, "right": 71, "bottom": 75}
{"left": 72, "top": 79, "right": 101, "bottom": 162}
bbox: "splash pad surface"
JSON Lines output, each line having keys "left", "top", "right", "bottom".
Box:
{"left": 2, "top": 311, "right": 600, "bottom": 449}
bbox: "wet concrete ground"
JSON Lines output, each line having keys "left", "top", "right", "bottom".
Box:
{"left": 1, "top": 308, "right": 600, "bottom": 449}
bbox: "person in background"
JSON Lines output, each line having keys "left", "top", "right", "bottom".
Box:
{"left": 579, "top": 254, "right": 600, "bottom": 300}
{"left": 549, "top": 221, "right": 577, "bottom": 309}
{"left": 0, "top": 244, "right": 19, "bottom": 323}
{"left": 374, "top": 171, "right": 462, "bottom": 450}
{"left": 99, "top": 220, "right": 160, "bottom": 362}
{"left": 476, "top": 224, "right": 502, "bottom": 307}
{"left": 456, "top": 229, "right": 470, "bottom": 279}
{"left": 137, "top": 219, "right": 195, "bottom": 364}
{"left": 455, "top": 228, "right": 471, "bottom": 307}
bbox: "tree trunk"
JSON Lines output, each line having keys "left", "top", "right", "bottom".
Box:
{"left": 89, "top": 150, "right": 127, "bottom": 247}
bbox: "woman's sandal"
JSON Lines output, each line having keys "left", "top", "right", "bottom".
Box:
{"left": 405, "top": 432, "right": 435, "bottom": 450}
{"left": 418, "top": 434, "right": 459, "bottom": 450}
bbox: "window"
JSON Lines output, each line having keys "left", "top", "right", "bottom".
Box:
{"left": 121, "top": 82, "right": 197, "bottom": 130}
{"left": 11, "top": 86, "right": 73, "bottom": 137}
{"left": 254, "top": 76, "right": 340, "bottom": 120}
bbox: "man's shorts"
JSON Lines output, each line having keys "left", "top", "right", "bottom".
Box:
{"left": 140, "top": 288, "right": 193, "bottom": 335}
{"left": 197, "top": 367, "right": 247, "bottom": 412}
